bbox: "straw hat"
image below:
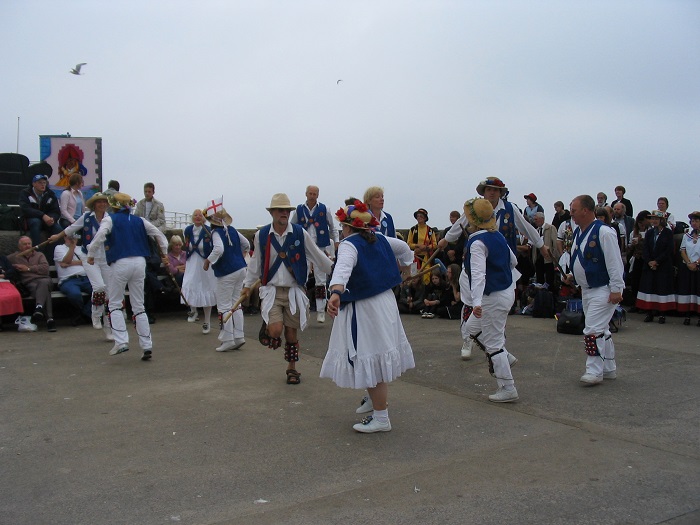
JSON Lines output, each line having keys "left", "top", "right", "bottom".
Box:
{"left": 108, "top": 192, "right": 134, "bottom": 210}
{"left": 649, "top": 210, "right": 665, "bottom": 219}
{"left": 266, "top": 193, "right": 296, "bottom": 211}
{"left": 336, "top": 200, "right": 380, "bottom": 230}
{"left": 203, "top": 205, "right": 233, "bottom": 227}
{"left": 85, "top": 192, "right": 109, "bottom": 209}
{"left": 476, "top": 177, "right": 508, "bottom": 197}
{"left": 464, "top": 198, "right": 497, "bottom": 231}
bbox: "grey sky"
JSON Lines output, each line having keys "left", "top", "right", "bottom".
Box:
{"left": 2, "top": 0, "right": 699, "bottom": 229}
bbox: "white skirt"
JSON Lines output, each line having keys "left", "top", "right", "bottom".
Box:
{"left": 181, "top": 252, "right": 217, "bottom": 307}
{"left": 320, "top": 289, "right": 415, "bottom": 389}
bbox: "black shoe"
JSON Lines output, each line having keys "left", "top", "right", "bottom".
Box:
{"left": 683, "top": 317, "right": 690, "bottom": 326}
{"left": 643, "top": 314, "right": 653, "bottom": 323}
{"left": 71, "top": 314, "right": 85, "bottom": 326}
{"left": 148, "top": 315, "right": 156, "bottom": 324}
{"left": 31, "top": 306, "right": 45, "bottom": 324}
{"left": 141, "top": 350, "right": 152, "bottom": 361}
{"left": 47, "top": 318, "right": 57, "bottom": 332}
{"left": 658, "top": 316, "right": 665, "bottom": 324}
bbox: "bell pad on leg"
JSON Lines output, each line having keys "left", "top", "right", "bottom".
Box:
{"left": 284, "top": 342, "right": 299, "bottom": 362}
{"left": 584, "top": 334, "right": 601, "bottom": 356}
{"left": 92, "top": 291, "right": 106, "bottom": 306}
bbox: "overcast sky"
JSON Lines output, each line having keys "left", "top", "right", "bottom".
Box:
{"left": 2, "top": 0, "right": 699, "bottom": 229}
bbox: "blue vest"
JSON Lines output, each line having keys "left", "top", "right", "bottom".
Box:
{"left": 184, "top": 224, "right": 213, "bottom": 259}
{"left": 104, "top": 212, "right": 150, "bottom": 264}
{"left": 80, "top": 212, "right": 100, "bottom": 254}
{"left": 496, "top": 200, "right": 518, "bottom": 253}
{"left": 571, "top": 220, "right": 609, "bottom": 288}
{"left": 258, "top": 224, "right": 308, "bottom": 286}
{"left": 341, "top": 234, "right": 401, "bottom": 303}
{"left": 465, "top": 231, "right": 512, "bottom": 295}
{"left": 211, "top": 226, "right": 247, "bottom": 277}
{"left": 377, "top": 212, "right": 396, "bottom": 238}
{"left": 295, "top": 203, "right": 331, "bottom": 247}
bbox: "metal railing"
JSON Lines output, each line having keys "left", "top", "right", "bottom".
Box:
{"left": 164, "top": 211, "right": 191, "bottom": 230}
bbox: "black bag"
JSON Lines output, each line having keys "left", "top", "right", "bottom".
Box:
{"left": 532, "top": 289, "right": 555, "bottom": 318}
{"left": 0, "top": 204, "right": 20, "bottom": 231}
{"left": 557, "top": 309, "right": 585, "bottom": 335}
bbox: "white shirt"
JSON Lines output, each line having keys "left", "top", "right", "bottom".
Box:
{"left": 54, "top": 244, "right": 87, "bottom": 285}
{"left": 330, "top": 234, "right": 413, "bottom": 289}
{"left": 444, "top": 200, "right": 544, "bottom": 249}
{"left": 87, "top": 214, "right": 168, "bottom": 259}
{"left": 244, "top": 223, "right": 333, "bottom": 289}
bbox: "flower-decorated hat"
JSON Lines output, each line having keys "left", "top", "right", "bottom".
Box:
{"left": 476, "top": 177, "right": 508, "bottom": 197}
{"left": 204, "top": 197, "right": 233, "bottom": 227}
{"left": 464, "top": 198, "right": 497, "bottom": 231}
{"left": 85, "top": 192, "right": 109, "bottom": 209}
{"left": 108, "top": 192, "right": 136, "bottom": 211}
{"left": 649, "top": 210, "right": 666, "bottom": 219}
{"left": 336, "top": 199, "right": 380, "bottom": 230}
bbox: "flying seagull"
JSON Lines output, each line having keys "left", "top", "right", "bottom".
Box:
{"left": 70, "top": 63, "right": 87, "bottom": 75}
{"left": 337, "top": 79, "right": 342, "bottom": 84}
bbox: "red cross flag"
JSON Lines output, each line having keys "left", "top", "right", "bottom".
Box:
{"left": 205, "top": 196, "right": 224, "bottom": 216}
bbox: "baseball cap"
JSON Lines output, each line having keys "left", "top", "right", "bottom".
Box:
{"left": 32, "top": 174, "right": 49, "bottom": 183}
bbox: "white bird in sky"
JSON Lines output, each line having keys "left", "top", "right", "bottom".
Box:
{"left": 70, "top": 63, "right": 87, "bottom": 75}
{"left": 337, "top": 79, "right": 342, "bottom": 84}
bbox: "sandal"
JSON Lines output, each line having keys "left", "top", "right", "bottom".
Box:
{"left": 258, "top": 320, "right": 270, "bottom": 346}
{"left": 286, "top": 369, "right": 301, "bottom": 385}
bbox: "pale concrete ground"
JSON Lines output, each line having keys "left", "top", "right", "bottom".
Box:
{"left": 1, "top": 308, "right": 699, "bottom": 525}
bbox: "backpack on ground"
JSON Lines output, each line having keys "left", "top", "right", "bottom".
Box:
{"left": 532, "top": 288, "right": 555, "bottom": 318}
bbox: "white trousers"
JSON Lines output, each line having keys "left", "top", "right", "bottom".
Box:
{"left": 83, "top": 257, "right": 111, "bottom": 319}
{"left": 216, "top": 267, "right": 246, "bottom": 342}
{"left": 107, "top": 257, "right": 150, "bottom": 350}
{"left": 582, "top": 286, "right": 617, "bottom": 377}
{"left": 464, "top": 287, "right": 516, "bottom": 389}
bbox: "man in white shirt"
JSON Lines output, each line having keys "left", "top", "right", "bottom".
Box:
{"left": 564, "top": 195, "right": 625, "bottom": 386}
{"left": 54, "top": 235, "right": 93, "bottom": 324}
{"left": 242, "top": 193, "right": 333, "bottom": 385}
{"left": 290, "top": 185, "right": 339, "bottom": 322}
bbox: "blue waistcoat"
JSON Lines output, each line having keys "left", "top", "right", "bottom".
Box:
{"left": 496, "top": 200, "right": 518, "bottom": 253}
{"left": 104, "top": 212, "right": 150, "bottom": 264}
{"left": 295, "top": 203, "right": 331, "bottom": 247}
{"left": 341, "top": 234, "right": 401, "bottom": 303}
{"left": 184, "top": 224, "right": 213, "bottom": 260}
{"left": 211, "top": 226, "right": 247, "bottom": 277}
{"left": 80, "top": 212, "right": 100, "bottom": 254}
{"left": 258, "top": 224, "right": 308, "bottom": 286}
{"left": 465, "top": 231, "right": 512, "bottom": 295}
{"left": 571, "top": 220, "right": 609, "bottom": 288}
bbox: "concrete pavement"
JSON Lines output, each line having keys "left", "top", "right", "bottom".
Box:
{"left": 1, "top": 309, "right": 699, "bottom": 525}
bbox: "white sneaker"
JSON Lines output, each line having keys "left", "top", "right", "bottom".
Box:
{"left": 109, "top": 343, "right": 129, "bottom": 356}
{"left": 215, "top": 339, "right": 245, "bottom": 352}
{"left": 355, "top": 395, "right": 374, "bottom": 414}
{"left": 187, "top": 309, "right": 199, "bottom": 323}
{"left": 353, "top": 415, "right": 391, "bottom": 433}
{"left": 603, "top": 370, "right": 617, "bottom": 380}
{"left": 580, "top": 373, "right": 603, "bottom": 386}
{"left": 105, "top": 332, "right": 115, "bottom": 341}
{"left": 488, "top": 387, "right": 519, "bottom": 403}
{"left": 92, "top": 312, "right": 103, "bottom": 330}
{"left": 202, "top": 323, "right": 210, "bottom": 334}
{"left": 317, "top": 312, "right": 325, "bottom": 323}
{"left": 460, "top": 340, "right": 472, "bottom": 360}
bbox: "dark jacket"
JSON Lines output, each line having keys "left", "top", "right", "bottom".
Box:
{"left": 18, "top": 186, "right": 61, "bottom": 221}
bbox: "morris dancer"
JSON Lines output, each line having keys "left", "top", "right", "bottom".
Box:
{"left": 678, "top": 211, "right": 700, "bottom": 326}
{"left": 242, "top": 193, "right": 333, "bottom": 385}
{"left": 563, "top": 195, "right": 624, "bottom": 386}
{"left": 87, "top": 193, "right": 168, "bottom": 360}
{"left": 321, "top": 200, "right": 414, "bottom": 432}
{"left": 438, "top": 177, "right": 549, "bottom": 360}
{"left": 182, "top": 209, "right": 217, "bottom": 333}
{"left": 462, "top": 198, "right": 521, "bottom": 402}
{"left": 291, "top": 185, "right": 339, "bottom": 323}
{"left": 50, "top": 192, "right": 114, "bottom": 340}
{"left": 202, "top": 201, "right": 249, "bottom": 351}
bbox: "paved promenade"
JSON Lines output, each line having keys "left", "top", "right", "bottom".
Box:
{"left": 1, "top": 309, "right": 699, "bottom": 525}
